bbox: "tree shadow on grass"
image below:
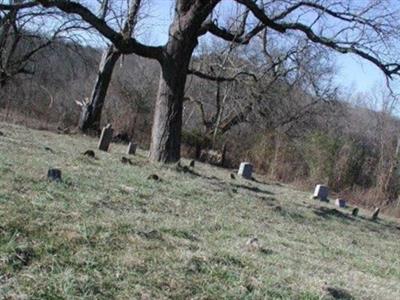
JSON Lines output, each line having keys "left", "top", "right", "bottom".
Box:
{"left": 251, "top": 177, "right": 283, "bottom": 187}
{"left": 230, "top": 183, "right": 275, "bottom": 196}
{"left": 313, "top": 207, "right": 355, "bottom": 222}
{"left": 357, "top": 215, "right": 400, "bottom": 234}
{"left": 325, "top": 286, "right": 354, "bottom": 300}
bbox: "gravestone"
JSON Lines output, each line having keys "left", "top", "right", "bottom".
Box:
{"left": 121, "top": 156, "right": 133, "bottom": 165}
{"left": 47, "top": 168, "right": 62, "bottom": 182}
{"left": 371, "top": 207, "right": 380, "bottom": 221}
{"left": 98, "top": 124, "right": 113, "bottom": 152}
{"left": 313, "top": 184, "right": 329, "bottom": 201}
{"left": 126, "top": 142, "right": 137, "bottom": 155}
{"left": 352, "top": 207, "right": 359, "bottom": 217}
{"left": 83, "top": 150, "right": 95, "bottom": 158}
{"left": 335, "top": 198, "right": 347, "bottom": 208}
{"left": 238, "top": 162, "right": 253, "bottom": 179}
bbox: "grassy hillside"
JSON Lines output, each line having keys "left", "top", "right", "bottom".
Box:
{"left": 0, "top": 123, "right": 399, "bottom": 299}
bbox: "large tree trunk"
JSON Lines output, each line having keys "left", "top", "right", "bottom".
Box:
{"left": 79, "top": 46, "right": 120, "bottom": 132}
{"left": 148, "top": 1, "right": 216, "bottom": 163}
{"left": 149, "top": 52, "right": 192, "bottom": 162}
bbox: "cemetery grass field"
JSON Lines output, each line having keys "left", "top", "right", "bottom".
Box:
{"left": 1, "top": 123, "right": 400, "bottom": 300}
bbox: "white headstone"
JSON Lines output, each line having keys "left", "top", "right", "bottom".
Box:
{"left": 238, "top": 162, "right": 253, "bottom": 179}
{"left": 98, "top": 124, "right": 113, "bottom": 152}
{"left": 372, "top": 207, "right": 380, "bottom": 220}
{"left": 313, "top": 184, "right": 329, "bottom": 201}
{"left": 126, "top": 142, "right": 137, "bottom": 155}
{"left": 335, "top": 198, "right": 346, "bottom": 208}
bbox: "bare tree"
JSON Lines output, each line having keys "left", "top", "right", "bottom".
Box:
{"left": 3, "top": 0, "right": 400, "bottom": 163}
{"left": 78, "top": 0, "right": 142, "bottom": 133}
{"left": 185, "top": 34, "right": 337, "bottom": 150}
{"left": 0, "top": 0, "right": 71, "bottom": 87}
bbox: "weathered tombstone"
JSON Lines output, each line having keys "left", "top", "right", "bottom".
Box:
{"left": 47, "top": 168, "right": 62, "bottom": 182}
{"left": 126, "top": 142, "right": 137, "bottom": 155}
{"left": 371, "top": 207, "right": 380, "bottom": 221}
{"left": 246, "top": 237, "right": 260, "bottom": 251}
{"left": 83, "top": 150, "right": 95, "bottom": 158}
{"left": 98, "top": 124, "right": 113, "bottom": 152}
{"left": 121, "top": 156, "right": 133, "bottom": 165}
{"left": 352, "top": 207, "right": 359, "bottom": 217}
{"left": 335, "top": 198, "right": 347, "bottom": 208}
{"left": 238, "top": 162, "right": 253, "bottom": 179}
{"left": 148, "top": 174, "right": 161, "bottom": 181}
{"left": 313, "top": 184, "right": 329, "bottom": 201}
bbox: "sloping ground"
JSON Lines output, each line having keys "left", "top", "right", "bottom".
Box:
{"left": 0, "top": 123, "right": 399, "bottom": 299}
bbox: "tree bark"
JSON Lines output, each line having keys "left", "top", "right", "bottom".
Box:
{"left": 149, "top": 50, "right": 193, "bottom": 162}
{"left": 148, "top": 0, "right": 217, "bottom": 163}
{"left": 79, "top": 46, "right": 120, "bottom": 132}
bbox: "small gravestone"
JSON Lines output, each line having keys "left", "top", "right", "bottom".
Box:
{"left": 126, "top": 142, "right": 137, "bottom": 155}
{"left": 335, "top": 198, "right": 347, "bottom": 208}
{"left": 371, "top": 207, "right": 380, "bottom": 221}
{"left": 352, "top": 207, "right": 359, "bottom": 217}
{"left": 98, "top": 124, "right": 113, "bottom": 152}
{"left": 83, "top": 150, "right": 95, "bottom": 158}
{"left": 148, "top": 174, "right": 161, "bottom": 181}
{"left": 246, "top": 237, "right": 260, "bottom": 250}
{"left": 121, "top": 156, "right": 133, "bottom": 165}
{"left": 47, "top": 168, "right": 62, "bottom": 182}
{"left": 44, "top": 146, "right": 54, "bottom": 153}
{"left": 238, "top": 162, "right": 253, "bottom": 179}
{"left": 313, "top": 184, "right": 329, "bottom": 202}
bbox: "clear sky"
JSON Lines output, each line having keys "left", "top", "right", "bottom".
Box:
{"left": 138, "top": 0, "right": 390, "bottom": 95}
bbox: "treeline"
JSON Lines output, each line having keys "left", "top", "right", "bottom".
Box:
{"left": 1, "top": 36, "right": 400, "bottom": 216}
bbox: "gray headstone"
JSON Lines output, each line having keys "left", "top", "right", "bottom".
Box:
{"left": 313, "top": 184, "right": 329, "bottom": 201}
{"left": 372, "top": 207, "right": 380, "bottom": 221}
{"left": 335, "top": 198, "right": 347, "bottom": 208}
{"left": 98, "top": 124, "right": 113, "bottom": 152}
{"left": 126, "top": 142, "right": 137, "bottom": 155}
{"left": 238, "top": 162, "right": 253, "bottom": 179}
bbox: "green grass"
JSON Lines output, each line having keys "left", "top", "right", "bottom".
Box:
{"left": 0, "top": 122, "right": 399, "bottom": 299}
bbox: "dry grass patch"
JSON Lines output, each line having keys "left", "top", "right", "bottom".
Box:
{"left": 0, "top": 122, "right": 399, "bottom": 299}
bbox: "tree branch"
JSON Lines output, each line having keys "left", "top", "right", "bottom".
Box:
{"left": 236, "top": 0, "right": 400, "bottom": 78}
{"left": 200, "top": 20, "right": 265, "bottom": 44}
{"left": 0, "top": 2, "right": 38, "bottom": 10}
{"left": 188, "top": 68, "right": 258, "bottom": 82}
{"left": 36, "top": 0, "right": 163, "bottom": 60}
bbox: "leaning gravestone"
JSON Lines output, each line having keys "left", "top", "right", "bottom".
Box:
{"left": 126, "top": 142, "right": 137, "bottom": 155}
{"left": 352, "top": 207, "right": 359, "bottom": 217}
{"left": 98, "top": 124, "right": 113, "bottom": 152}
{"left": 238, "top": 162, "right": 253, "bottom": 179}
{"left": 371, "top": 207, "right": 380, "bottom": 221}
{"left": 189, "top": 160, "right": 195, "bottom": 168}
{"left": 335, "top": 198, "right": 347, "bottom": 208}
{"left": 313, "top": 184, "right": 329, "bottom": 202}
